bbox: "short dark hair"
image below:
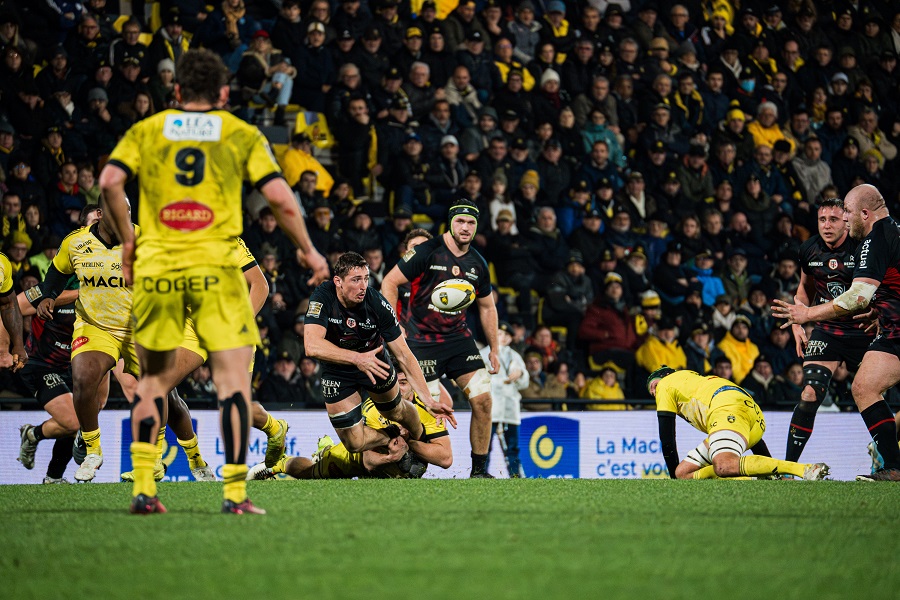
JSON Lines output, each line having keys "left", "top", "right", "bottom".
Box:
{"left": 402, "top": 228, "right": 432, "bottom": 247}
{"left": 176, "top": 49, "right": 230, "bottom": 104}
{"left": 334, "top": 251, "right": 368, "bottom": 278}
{"left": 817, "top": 197, "right": 844, "bottom": 210}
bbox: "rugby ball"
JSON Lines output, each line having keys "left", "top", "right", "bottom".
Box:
{"left": 431, "top": 279, "right": 476, "bottom": 312}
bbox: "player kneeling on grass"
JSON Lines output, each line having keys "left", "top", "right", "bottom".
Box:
{"left": 249, "top": 366, "right": 452, "bottom": 479}
{"left": 648, "top": 367, "right": 830, "bottom": 480}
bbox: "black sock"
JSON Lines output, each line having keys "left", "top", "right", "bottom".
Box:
{"left": 33, "top": 423, "right": 47, "bottom": 442}
{"left": 751, "top": 438, "right": 771, "bottom": 457}
{"left": 785, "top": 402, "right": 818, "bottom": 462}
{"left": 861, "top": 401, "right": 900, "bottom": 470}
{"left": 46, "top": 435, "right": 74, "bottom": 479}
{"left": 471, "top": 452, "right": 488, "bottom": 474}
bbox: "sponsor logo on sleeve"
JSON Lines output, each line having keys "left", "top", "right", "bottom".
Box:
{"left": 402, "top": 248, "right": 416, "bottom": 262}
{"left": 307, "top": 301, "right": 323, "bottom": 318}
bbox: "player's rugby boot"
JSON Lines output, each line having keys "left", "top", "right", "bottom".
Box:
{"left": 802, "top": 462, "right": 830, "bottom": 480}
{"left": 121, "top": 460, "right": 167, "bottom": 482}
{"left": 222, "top": 498, "right": 267, "bottom": 515}
{"left": 18, "top": 424, "right": 38, "bottom": 470}
{"left": 856, "top": 468, "right": 900, "bottom": 481}
{"left": 130, "top": 494, "right": 168, "bottom": 514}
{"left": 264, "top": 419, "right": 289, "bottom": 468}
{"left": 191, "top": 464, "right": 216, "bottom": 481}
{"left": 72, "top": 430, "right": 87, "bottom": 465}
{"left": 74, "top": 453, "right": 103, "bottom": 482}
{"left": 867, "top": 441, "right": 884, "bottom": 474}
{"left": 247, "top": 462, "right": 275, "bottom": 480}
{"left": 42, "top": 476, "right": 70, "bottom": 484}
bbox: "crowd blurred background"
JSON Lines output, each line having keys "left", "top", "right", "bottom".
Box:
{"left": 0, "top": 0, "right": 899, "bottom": 410}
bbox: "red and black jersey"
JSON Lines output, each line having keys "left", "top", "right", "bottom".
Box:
{"left": 304, "top": 281, "right": 401, "bottom": 376}
{"left": 397, "top": 235, "right": 492, "bottom": 344}
{"left": 799, "top": 234, "right": 869, "bottom": 337}
{"left": 854, "top": 217, "right": 900, "bottom": 340}
{"left": 25, "top": 303, "right": 76, "bottom": 370}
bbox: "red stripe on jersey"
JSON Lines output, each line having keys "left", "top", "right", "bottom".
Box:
{"left": 790, "top": 423, "right": 813, "bottom": 433}
{"left": 868, "top": 418, "right": 896, "bottom": 432}
{"left": 406, "top": 274, "right": 422, "bottom": 320}
{"left": 882, "top": 267, "right": 900, "bottom": 293}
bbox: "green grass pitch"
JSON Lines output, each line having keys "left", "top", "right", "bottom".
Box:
{"left": 1, "top": 480, "right": 897, "bottom": 600}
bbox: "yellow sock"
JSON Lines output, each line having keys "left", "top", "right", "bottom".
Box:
{"left": 739, "top": 455, "right": 806, "bottom": 478}
{"left": 222, "top": 464, "right": 248, "bottom": 503}
{"left": 156, "top": 426, "right": 167, "bottom": 460}
{"left": 178, "top": 435, "right": 208, "bottom": 469}
{"left": 82, "top": 428, "right": 102, "bottom": 456}
{"left": 131, "top": 442, "right": 158, "bottom": 498}
{"left": 260, "top": 413, "right": 279, "bottom": 437}
{"left": 692, "top": 466, "right": 719, "bottom": 479}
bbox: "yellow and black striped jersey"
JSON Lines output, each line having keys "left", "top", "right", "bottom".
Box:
{"left": 52, "top": 225, "right": 139, "bottom": 336}
{"left": 107, "top": 109, "right": 282, "bottom": 276}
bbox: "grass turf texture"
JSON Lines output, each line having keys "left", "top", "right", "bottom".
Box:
{"left": 1, "top": 480, "right": 897, "bottom": 600}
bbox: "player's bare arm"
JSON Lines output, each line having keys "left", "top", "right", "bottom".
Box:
{"left": 386, "top": 335, "right": 457, "bottom": 428}
{"left": 97, "top": 165, "right": 135, "bottom": 284}
{"left": 791, "top": 270, "right": 815, "bottom": 354}
{"left": 259, "top": 177, "right": 329, "bottom": 286}
{"left": 244, "top": 264, "right": 269, "bottom": 315}
{"left": 0, "top": 288, "right": 26, "bottom": 371}
{"left": 379, "top": 266, "right": 409, "bottom": 313}
{"left": 408, "top": 436, "right": 453, "bottom": 469}
{"left": 476, "top": 295, "right": 500, "bottom": 374}
{"left": 304, "top": 323, "right": 390, "bottom": 384}
{"left": 774, "top": 276, "right": 880, "bottom": 326}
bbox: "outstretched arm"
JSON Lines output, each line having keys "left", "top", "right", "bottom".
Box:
{"left": 658, "top": 412, "right": 679, "bottom": 479}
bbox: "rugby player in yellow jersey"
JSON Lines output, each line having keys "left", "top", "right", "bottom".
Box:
{"left": 0, "top": 250, "right": 28, "bottom": 372}
{"left": 100, "top": 49, "right": 329, "bottom": 515}
{"left": 249, "top": 367, "right": 452, "bottom": 480}
{"left": 35, "top": 212, "right": 141, "bottom": 482}
{"left": 648, "top": 367, "right": 831, "bottom": 480}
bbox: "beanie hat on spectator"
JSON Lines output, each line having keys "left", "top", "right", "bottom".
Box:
{"left": 496, "top": 209, "right": 514, "bottom": 222}
{"left": 520, "top": 170, "right": 539, "bottom": 190}
{"left": 540, "top": 69, "right": 560, "bottom": 87}
{"left": 517, "top": 1, "right": 536, "bottom": 12}
{"left": 727, "top": 108, "right": 746, "bottom": 122}
{"left": 715, "top": 294, "right": 731, "bottom": 306}
{"left": 492, "top": 169, "right": 508, "bottom": 187}
{"left": 0, "top": 120, "right": 15, "bottom": 135}
{"left": 604, "top": 272, "right": 623, "bottom": 286}
{"left": 650, "top": 37, "right": 668, "bottom": 51}
{"left": 628, "top": 245, "right": 648, "bottom": 261}
{"left": 641, "top": 290, "right": 661, "bottom": 308}
{"left": 309, "top": 21, "right": 326, "bottom": 34}
{"left": 479, "top": 106, "right": 498, "bottom": 121}
{"left": 441, "top": 135, "right": 459, "bottom": 147}
{"left": 600, "top": 249, "right": 615, "bottom": 262}
{"left": 773, "top": 139, "right": 792, "bottom": 154}
{"left": 567, "top": 250, "right": 584, "bottom": 265}
{"left": 88, "top": 88, "right": 108, "bottom": 103}
{"left": 831, "top": 72, "right": 849, "bottom": 84}
{"left": 546, "top": 1, "right": 566, "bottom": 14}
{"left": 9, "top": 231, "right": 32, "bottom": 252}
{"left": 157, "top": 59, "right": 175, "bottom": 74}
{"left": 733, "top": 314, "right": 752, "bottom": 327}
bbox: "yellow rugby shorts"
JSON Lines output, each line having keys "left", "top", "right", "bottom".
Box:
{"left": 706, "top": 390, "right": 766, "bottom": 449}
{"left": 71, "top": 322, "right": 140, "bottom": 377}
{"left": 133, "top": 265, "right": 259, "bottom": 353}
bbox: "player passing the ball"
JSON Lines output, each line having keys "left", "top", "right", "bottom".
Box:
{"left": 773, "top": 184, "right": 900, "bottom": 481}
{"left": 381, "top": 199, "right": 500, "bottom": 478}
{"left": 648, "top": 367, "right": 830, "bottom": 480}
{"left": 304, "top": 251, "right": 455, "bottom": 458}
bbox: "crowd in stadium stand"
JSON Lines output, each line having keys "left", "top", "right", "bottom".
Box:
{"left": 0, "top": 0, "right": 899, "bottom": 410}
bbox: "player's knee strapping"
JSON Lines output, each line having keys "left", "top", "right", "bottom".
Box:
{"left": 686, "top": 443, "right": 712, "bottom": 467}
{"left": 329, "top": 404, "right": 364, "bottom": 429}
{"left": 464, "top": 368, "right": 492, "bottom": 398}
{"left": 708, "top": 430, "right": 747, "bottom": 459}
{"left": 219, "top": 392, "right": 250, "bottom": 464}
{"left": 132, "top": 395, "right": 165, "bottom": 443}
{"left": 802, "top": 364, "right": 832, "bottom": 408}
{"left": 373, "top": 391, "right": 402, "bottom": 411}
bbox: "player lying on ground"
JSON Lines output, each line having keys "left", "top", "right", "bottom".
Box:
{"left": 773, "top": 184, "right": 900, "bottom": 481}
{"left": 648, "top": 367, "right": 830, "bottom": 480}
{"left": 304, "top": 251, "right": 455, "bottom": 456}
{"left": 249, "top": 366, "right": 452, "bottom": 479}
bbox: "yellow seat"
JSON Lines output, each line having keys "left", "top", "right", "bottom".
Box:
{"left": 489, "top": 262, "right": 518, "bottom": 298}
{"left": 536, "top": 297, "right": 567, "bottom": 340}
{"left": 293, "top": 111, "right": 335, "bottom": 149}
